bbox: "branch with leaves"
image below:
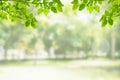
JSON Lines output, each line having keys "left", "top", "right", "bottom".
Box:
{"left": 0, "top": 0, "right": 120, "bottom": 28}
{"left": 72, "top": 0, "right": 120, "bottom": 27}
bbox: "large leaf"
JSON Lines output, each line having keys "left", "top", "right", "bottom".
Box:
{"left": 108, "top": 17, "right": 113, "bottom": 26}
{"left": 57, "top": 5, "right": 63, "bottom": 12}
{"left": 51, "top": 7, "right": 57, "bottom": 13}
{"left": 38, "top": 8, "right": 43, "bottom": 14}
{"left": 79, "top": 4, "right": 85, "bottom": 10}
{"left": 43, "top": 6, "right": 49, "bottom": 15}
{"left": 72, "top": 4, "right": 79, "bottom": 10}
{"left": 102, "top": 18, "right": 107, "bottom": 27}
{"left": 94, "top": 5, "right": 100, "bottom": 12}
{"left": 71, "top": 0, "right": 78, "bottom": 4}
{"left": 25, "top": 20, "right": 30, "bottom": 27}
{"left": 87, "top": 6, "right": 94, "bottom": 13}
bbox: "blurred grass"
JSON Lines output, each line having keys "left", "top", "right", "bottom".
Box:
{"left": 0, "top": 59, "right": 120, "bottom": 80}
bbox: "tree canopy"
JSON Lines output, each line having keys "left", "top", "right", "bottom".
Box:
{"left": 0, "top": 0, "right": 120, "bottom": 28}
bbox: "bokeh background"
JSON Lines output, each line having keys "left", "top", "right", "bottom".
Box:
{"left": 0, "top": 0, "right": 120, "bottom": 80}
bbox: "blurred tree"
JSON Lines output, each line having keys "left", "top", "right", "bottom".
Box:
{"left": 0, "top": 22, "right": 25, "bottom": 60}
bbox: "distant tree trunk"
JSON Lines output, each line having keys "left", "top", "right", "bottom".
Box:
{"left": 111, "top": 32, "right": 116, "bottom": 59}
{"left": 63, "top": 53, "right": 66, "bottom": 59}
{"left": 4, "top": 48, "right": 8, "bottom": 61}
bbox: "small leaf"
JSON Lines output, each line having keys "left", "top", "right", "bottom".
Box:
{"left": 100, "top": 17, "right": 103, "bottom": 22}
{"left": 49, "top": 2, "right": 53, "bottom": 6}
{"left": 98, "top": 1, "right": 103, "bottom": 4}
{"left": 79, "top": 4, "right": 85, "bottom": 10}
{"left": 31, "top": 22, "right": 36, "bottom": 28}
{"left": 99, "top": 15, "right": 105, "bottom": 22}
{"left": 108, "top": 0, "right": 113, "bottom": 3}
{"left": 57, "top": 5, "right": 63, "bottom": 12}
{"left": 35, "top": 4, "right": 39, "bottom": 7}
{"left": 44, "top": 6, "right": 49, "bottom": 15}
{"left": 38, "top": 8, "right": 43, "bottom": 14}
{"left": 71, "top": 0, "right": 78, "bottom": 4}
{"left": 0, "top": 12, "right": 7, "bottom": 19}
{"left": 25, "top": 20, "right": 30, "bottom": 27}
{"left": 31, "top": 18, "right": 37, "bottom": 28}
{"left": 83, "top": 0, "right": 88, "bottom": 3}
{"left": 51, "top": 7, "right": 57, "bottom": 13}
{"left": 105, "top": 11, "right": 109, "bottom": 15}
{"left": 94, "top": 5, "right": 100, "bottom": 12}
{"left": 72, "top": 4, "right": 79, "bottom": 10}
{"left": 32, "top": 0, "right": 38, "bottom": 4}
{"left": 102, "top": 18, "right": 107, "bottom": 27}
{"left": 87, "top": 6, "right": 93, "bottom": 13}
{"left": 55, "top": 0, "right": 63, "bottom": 6}
{"left": 108, "top": 18, "right": 113, "bottom": 25}
{"left": 17, "top": 3, "right": 24, "bottom": 9}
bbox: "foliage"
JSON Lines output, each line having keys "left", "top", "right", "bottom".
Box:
{"left": 0, "top": 0, "right": 120, "bottom": 28}
{"left": 71, "top": 0, "right": 120, "bottom": 27}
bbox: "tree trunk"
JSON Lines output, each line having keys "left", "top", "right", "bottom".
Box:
{"left": 111, "top": 32, "right": 116, "bottom": 59}
{"left": 4, "top": 48, "right": 7, "bottom": 61}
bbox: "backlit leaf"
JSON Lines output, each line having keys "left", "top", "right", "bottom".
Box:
{"left": 57, "top": 5, "right": 63, "bottom": 12}
{"left": 87, "top": 6, "right": 93, "bottom": 13}
{"left": 94, "top": 5, "right": 100, "bottom": 12}
{"left": 38, "top": 8, "right": 43, "bottom": 14}
{"left": 25, "top": 20, "right": 30, "bottom": 27}
{"left": 102, "top": 18, "right": 107, "bottom": 27}
{"left": 51, "top": 7, "right": 57, "bottom": 13}
{"left": 108, "top": 18, "right": 113, "bottom": 25}
{"left": 73, "top": 4, "right": 79, "bottom": 10}
{"left": 79, "top": 4, "right": 85, "bottom": 10}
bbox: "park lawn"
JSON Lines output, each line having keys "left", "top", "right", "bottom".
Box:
{"left": 0, "top": 59, "right": 120, "bottom": 80}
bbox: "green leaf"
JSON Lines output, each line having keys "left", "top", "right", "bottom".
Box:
{"left": 108, "top": 18, "right": 113, "bottom": 25}
{"left": 99, "top": 15, "right": 106, "bottom": 22}
{"left": 105, "top": 11, "right": 109, "bottom": 15}
{"left": 25, "top": 20, "right": 30, "bottom": 27}
{"left": 0, "top": 12, "right": 7, "bottom": 19}
{"left": 57, "top": 5, "right": 63, "bottom": 12}
{"left": 87, "top": 6, "right": 93, "bottom": 13}
{"left": 102, "top": 18, "right": 107, "bottom": 27}
{"left": 31, "top": 18, "right": 37, "bottom": 28}
{"left": 51, "top": 7, "right": 57, "bottom": 13}
{"left": 72, "top": 4, "right": 79, "bottom": 10}
{"left": 58, "top": 1, "right": 64, "bottom": 6}
{"left": 94, "top": 5, "right": 100, "bottom": 12}
{"left": 17, "top": 3, "right": 24, "bottom": 9}
{"left": 35, "top": 4, "right": 39, "bottom": 7}
{"left": 31, "top": 22, "right": 36, "bottom": 28}
{"left": 32, "top": 0, "right": 38, "bottom": 4}
{"left": 38, "top": 8, "right": 43, "bottom": 14}
{"left": 79, "top": 4, "right": 85, "bottom": 10}
{"left": 30, "top": 13, "right": 33, "bottom": 17}
{"left": 98, "top": 1, "right": 103, "bottom": 4}
{"left": 83, "top": 0, "right": 88, "bottom": 3}
{"left": 108, "top": 0, "right": 113, "bottom": 3}
{"left": 54, "top": 0, "right": 63, "bottom": 6}
{"left": 71, "top": 0, "right": 78, "bottom": 4}
{"left": 44, "top": 6, "right": 49, "bottom": 15}
{"left": 49, "top": 2, "right": 53, "bottom": 6}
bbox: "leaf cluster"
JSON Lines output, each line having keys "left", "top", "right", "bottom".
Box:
{"left": 71, "top": 0, "right": 120, "bottom": 27}
{"left": 0, "top": 0, "right": 120, "bottom": 28}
